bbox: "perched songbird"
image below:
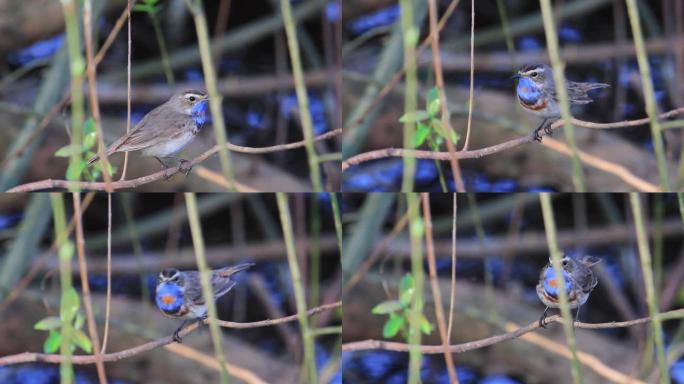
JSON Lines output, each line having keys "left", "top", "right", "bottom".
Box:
{"left": 513, "top": 64, "right": 609, "bottom": 141}
{"left": 87, "top": 90, "right": 209, "bottom": 175}
{"left": 155, "top": 263, "right": 254, "bottom": 342}
{"left": 536, "top": 254, "right": 600, "bottom": 327}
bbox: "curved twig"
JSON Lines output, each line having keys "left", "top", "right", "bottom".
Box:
{"left": 0, "top": 301, "right": 341, "bottom": 365}
{"left": 342, "top": 108, "right": 684, "bottom": 179}
{"left": 342, "top": 308, "right": 684, "bottom": 353}
{"left": 6, "top": 129, "right": 341, "bottom": 192}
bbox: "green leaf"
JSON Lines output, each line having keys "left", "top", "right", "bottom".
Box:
{"left": 55, "top": 144, "right": 85, "bottom": 158}
{"left": 420, "top": 314, "right": 433, "bottom": 335}
{"left": 383, "top": 314, "right": 405, "bottom": 338}
{"left": 44, "top": 330, "right": 62, "bottom": 353}
{"left": 372, "top": 300, "right": 405, "bottom": 315}
{"left": 73, "top": 330, "right": 92, "bottom": 353}
{"left": 83, "top": 132, "right": 96, "bottom": 150}
{"left": 399, "top": 110, "right": 430, "bottom": 123}
{"left": 66, "top": 160, "right": 86, "bottom": 181}
{"left": 61, "top": 287, "right": 80, "bottom": 322}
{"left": 133, "top": 4, "right": 153, "bottom": 12}
{"left": 399, "top": 273, "right": 414, "bottom": 306}
{"left": 414, "top": 123, "right": 431, "bottom": 147}
{"left": 431, "top": 119, "right": 460, "bottom": 145}
{"left": 34, "top": 316, "right": 62, "bottom": 331}
{"left": 427, "top": 88, "right": 441, "bottom": 117}
{"left": 84, "top": 117, "right": 95, "bottom": 134}
{"left": 74, "top": 313, "right": 84, "bottom": 330}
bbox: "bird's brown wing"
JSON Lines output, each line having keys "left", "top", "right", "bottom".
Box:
{"left": 111, "top": 106, "right": 170, "bottom": 152}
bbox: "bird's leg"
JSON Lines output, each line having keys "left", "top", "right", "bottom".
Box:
{"left": 574, "top": 305, "right": 582, "bottom": 327}
{"left": 154, "top": 157, "right": 174, "bottom": 180}
{"left": 543, "top": 119, "right": 555, "bottom": 135}
{"left": 539, "top": 307, "right": 550, "bottom": 328}
{"left": 172, "top": 319, "right": 189, "bottom": 343}
{"left": 163, "top": 156, "right": 193, "bottom": 176}
{"left": 533, "top": 119, "right": 548, "bottom": 142}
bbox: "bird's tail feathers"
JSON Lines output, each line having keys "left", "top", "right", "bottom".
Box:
{"left": 218, "top": 262, "right": 255, "bottom": 277}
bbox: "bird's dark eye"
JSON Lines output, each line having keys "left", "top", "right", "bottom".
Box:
{"left": 188, "top": 96, "right": 196, "bottom": 102}
{"left": 561, "top": 259, "right": 568, "bottom": 267}
{"left": 531, "top": 72, "right": 538, "bottom": 78}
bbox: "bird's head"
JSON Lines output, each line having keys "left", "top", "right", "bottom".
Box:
{"left": 515, "top": 64, "right": 552, "bottom": 85}
{"left": 172, "top": 90, "right": 209, "bottom": 116}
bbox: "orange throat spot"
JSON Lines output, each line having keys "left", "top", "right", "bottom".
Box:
{"left": 548, "top": 278, "right": 557, "bottom": 288}
{"left": 161, "top": 295, "right": 176, "bottom": 305}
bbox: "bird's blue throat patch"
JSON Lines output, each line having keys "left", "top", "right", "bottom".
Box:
{"left": 542, "top": 266, "right": 574, "bottom": 298}
{"left": 191, "top": 100, "right": 208, "bottom": 126}
{"left": 516, "top": 77, "right": 542, "bottom": 105}
{"left": 156, "top": 283, "right": 184, "bottom": 314}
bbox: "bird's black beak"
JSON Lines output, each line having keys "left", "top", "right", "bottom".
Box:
{"left": 511, "top": 74, "right": 521, "bottom": 79}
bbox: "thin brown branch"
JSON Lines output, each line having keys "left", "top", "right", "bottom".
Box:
{"left": 84, "top": 0, "right": 113, "bottom": 192}
{"left": 0, "top": 301, "right": 340, "bottom": 366}
{"left": 428, "top": 0, "right": 464, "bottom": 192}
{"left": 72, "top": 193, "right": 107, "bottom": 383}
{"left": 343, "top": 109, "right": 684, "bottom": 190}
{"left": 421, "top": 193, "right": 458, "bottom": 383}
{"left": 341, "top": 308, "right": 684, "bottom": 353}
{"left": 6, "top": 129, "right": 341, "bottom": 192}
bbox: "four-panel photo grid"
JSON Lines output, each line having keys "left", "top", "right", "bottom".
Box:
{"left": 1, "top": 1, "right": 684, "bottom": 383}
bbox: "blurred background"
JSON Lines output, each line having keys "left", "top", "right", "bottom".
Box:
{"left": 0, "top": 0, "right": 341, "bottom": 191}
{"left": 342, "top": 0, "right": 684, "bottom": 191}
{"left": 0, "top": 193, "right": 341, "bottom": 383}
{"left": 342, "top": 193, "right": 684, "bottom": 383}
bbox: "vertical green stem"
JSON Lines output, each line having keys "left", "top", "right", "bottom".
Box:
{"left": 629, "top": 193, "right": 668, "bottom": 383}
{"left": 279, "top": 0, "right": 322, "bottom": 191}
{"left": 400, "top": 0, "right": 418, "bottom": 192}
{"left": 184, "top": 193, "right": 231, "bottom": 384}
{"left": 625, "top": 0, "right": 670, "bottom": 190}
{"left": 330, "top": 193, "right": 343, "bottom": 254}
{"left": 61, "top": 0, "right": 86, "bottom": 186}
{"left": 539, "top": 0, "right": 586, "bottom": 192}
{"left": 50, "top": 193, "right": 74, "bottom": 384}
{"left": 149, "top": 13, "right": 175, "bottom": 87}
{"left": 309, "top": 195, "right": 321, "bottom": 309}
{"left": 406, "top": 193, "right": 424, "bottom": 383}
{"left": 276, "top": 193, "right": 317, "bottom": 383}
{"left": 539, "top": 193, "right": 582, "bottom": 384}
{"left": 185, "top": 0, "right": 235, "bottom": 190}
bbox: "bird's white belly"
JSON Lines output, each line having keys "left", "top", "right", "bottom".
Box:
{"left": 141, "top": 130, "right": 195, "bottom": 158}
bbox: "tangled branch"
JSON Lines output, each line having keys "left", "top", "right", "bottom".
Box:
{"left": 0, "top": 301, "right": 340, "bottom": 365}
{"left": 341, "top": 108, "right": 684, "bottom": 176}
{"left": 6, "top": 129, "right": 341, "bottom": 192}
{"left": 341, "top": 308, "right": 684, "bottom": 353}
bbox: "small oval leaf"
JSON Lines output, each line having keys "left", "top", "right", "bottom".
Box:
{"left": 383, "top": 315, "right": 405, "bottom": 338}
{"left": 44, "top": 331, "right": 62, "bottom": 353}
{"left": 73, "top": 330, "right": 92, "bottom": 353}
{"left": 34, "top": 316, "right": 62, "bottom": 331}
{"left": 372, "top": 300, "right": 404, "bottom": 315}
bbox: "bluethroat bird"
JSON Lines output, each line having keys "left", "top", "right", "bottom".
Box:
{"left": 513, "top": 64, "right": 609, "bottom": 141}
{"left": 87, "top": 90, "right": 209, "bottom": 176}
{"left": 536, "top": 254, "right": 600, "bottom": 327}
{"left": 155, "top": 262, "right": 254, "bottom": 342}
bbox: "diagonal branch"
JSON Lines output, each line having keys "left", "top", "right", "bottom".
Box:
{"left": 6, "top": 129, "right": 341, "bottom": 192}
{"left": 342, "top": 108, "right": 684, "bottom": 190}
{"left": 0, "top": 301, "right": 340, "bottom": 366}
{"left": 342, "top": 308, "right": 684, "bottom": 353}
